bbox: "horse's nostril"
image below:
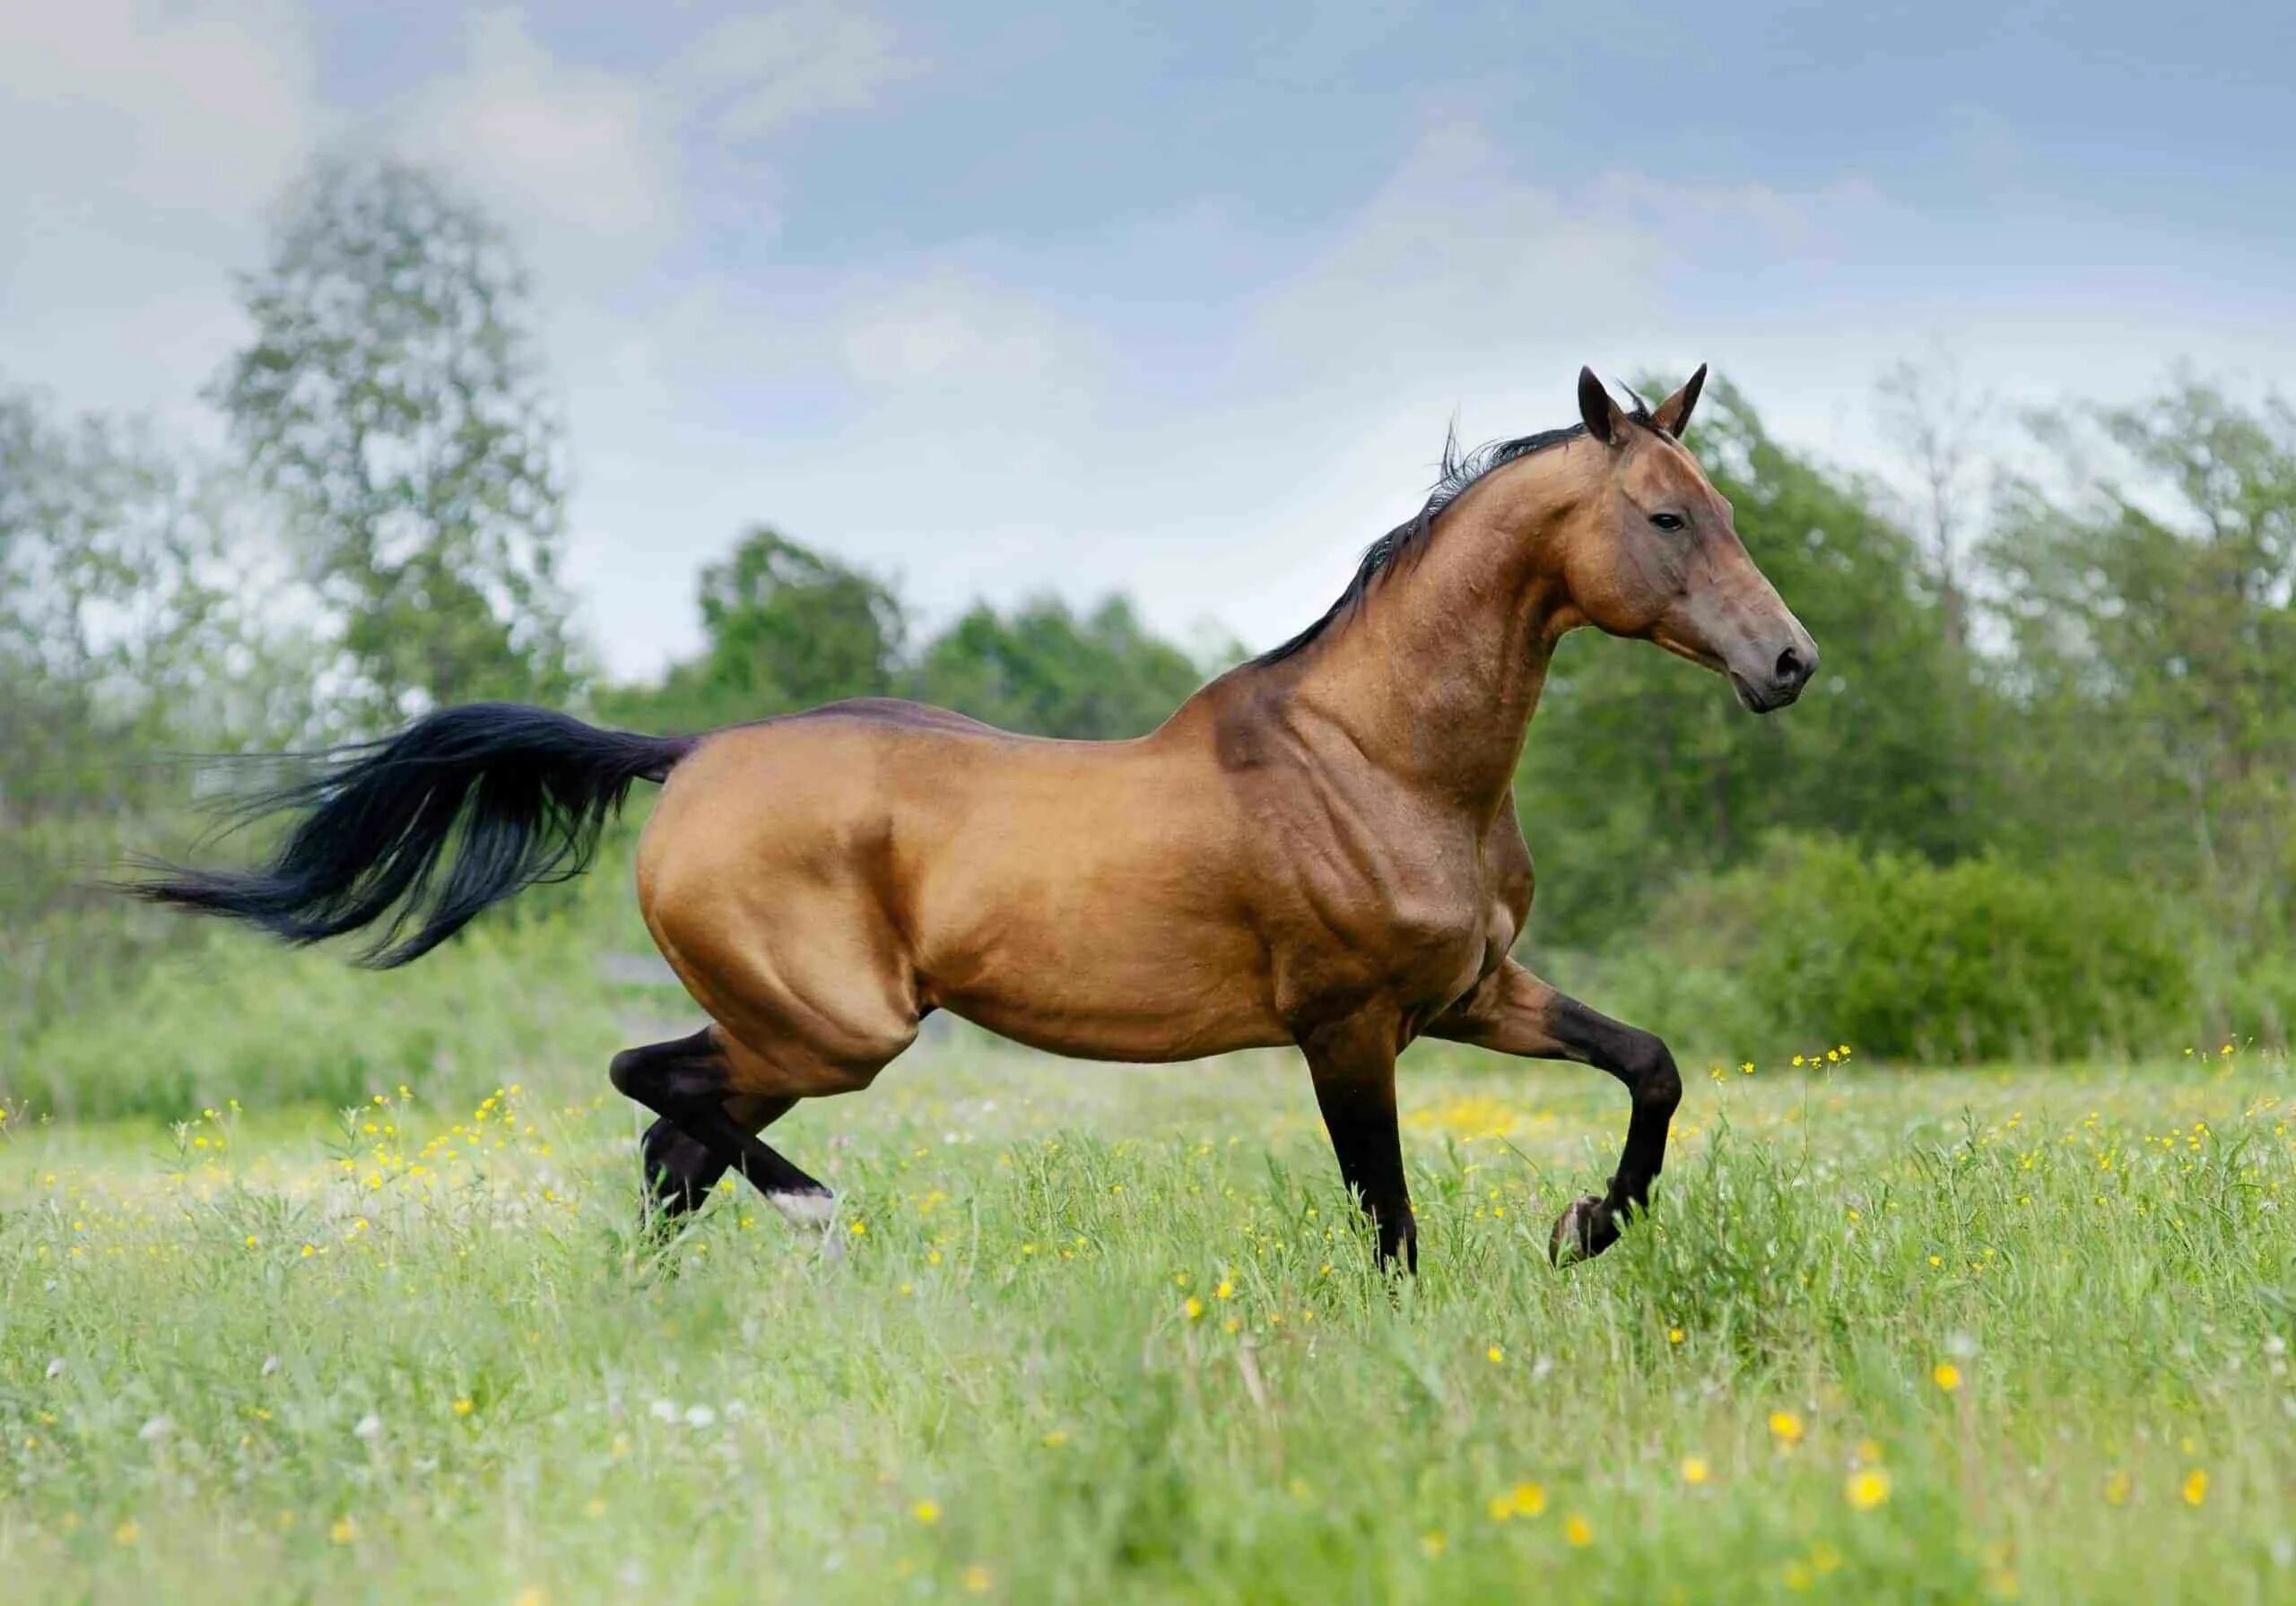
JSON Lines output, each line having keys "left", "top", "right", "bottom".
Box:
{"left": 1776, "top": 647, "right": 1806, "bottom": 685}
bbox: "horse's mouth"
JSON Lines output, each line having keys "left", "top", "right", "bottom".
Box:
{"left": 1729, "top": 670, "right": 1798, "bottom": 715}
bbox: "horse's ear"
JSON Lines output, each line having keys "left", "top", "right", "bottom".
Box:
{"left": 1578, "top": 367, "right": 1628, "bottom": 447}
{"left": 1650, "top": 363, "right": 1708, "bottom": 439}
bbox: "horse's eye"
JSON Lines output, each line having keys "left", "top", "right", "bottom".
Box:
{"left": 1650, "top": 511, "right": 1687, "bottom": 532}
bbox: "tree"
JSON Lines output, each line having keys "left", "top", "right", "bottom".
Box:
{"left": 615, "top": 527, "right": 907, "bottom": 731}
{"left": 912, "top": 595, "right": 1205, "bottom": 739}
{"left": 215, "top": 159, "right": 574, "bottom": 725}
{"left": 0, "top": 378, "right": 331, "bottom": 1081}
{"left": 0, "top": 381, "right": 213, "bottom": 813}
{"left": 1876, "top": 352, "right": 1991, "bottom": 655}
{"left": 601, "top": 526, "right": 1212, "bottom": 743}
{"left": 1985, "top": 380, "right": 2296, "bottom": 950}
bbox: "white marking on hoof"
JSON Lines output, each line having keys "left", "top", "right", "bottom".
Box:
{"left": 1550, "top": 1194, "right": 1605, "bottom": 1268}
{"left": 768, "top": 1191, "right": 835, "bottom": 1228}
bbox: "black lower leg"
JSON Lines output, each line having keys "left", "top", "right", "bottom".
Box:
{"left": 1303, "top": 1026, "right": 1416, "bottom": 1272}
{"left": 1548, "top": 996, "right": 1682, "bottom": 1260}
{"left": 637, "top": 1094, "right": 796, "bottom": 1215}
{"left": 611, "top": 1029, "right": 824, "bottom": 1218}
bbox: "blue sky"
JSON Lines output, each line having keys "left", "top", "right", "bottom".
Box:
{"left": 4, "top": 0, "right": 2291, "bottom": 675}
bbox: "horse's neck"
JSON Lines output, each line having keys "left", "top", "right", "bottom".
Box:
{"left": 1276, "top": 490, "right": 1570, "bottom": 812}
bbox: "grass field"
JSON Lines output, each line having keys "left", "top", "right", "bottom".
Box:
{"left": 3, "top": 1032, "right": 2292, "bottom": 1603}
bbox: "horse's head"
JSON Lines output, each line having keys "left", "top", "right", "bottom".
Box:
{"left": 1557, "top": 365, "right": 1818, "bottom": 713}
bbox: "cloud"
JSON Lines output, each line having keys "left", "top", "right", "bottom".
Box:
{"left": 382, "top": 6, "right": 920, "bottom": 291}
{"left": 0, "top": 0, "right": 324, "bottom": 422}
{"left": 834, "top": 272, "right": 1105, "bottom": 403}
{"left": 670, "top": 5, "right": 920, "bottom": 143}
{"left": 1242, "top": 120, "right": 1663, "bottom": 380}
{"left": 387, "top": 10, "right": 685, "bottom": 287}
{"left": 0, "top": 0, "right": 319, "bottom": 221}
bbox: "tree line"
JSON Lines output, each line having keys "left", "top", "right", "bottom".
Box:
{"left": 6, "top": 159, "right": 2292, "bottom": 1071}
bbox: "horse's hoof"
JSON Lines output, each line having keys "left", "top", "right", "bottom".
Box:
{"left": 1549, "top": 1194, "right": 1613, "bottom": 1267}
{"left": 767, "top": 1189, "right": 844, "bottom": 1261}
{"left": 640, "top": 1117, "right": 727, "bottom": 1216}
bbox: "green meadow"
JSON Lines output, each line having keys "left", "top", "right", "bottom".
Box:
{"left": 4, "top": 951, "right": 2290, "bottom": 1602}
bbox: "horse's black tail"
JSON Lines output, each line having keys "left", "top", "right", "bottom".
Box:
{"left": 127, "top": 703, "right": 695, "bottom": 968}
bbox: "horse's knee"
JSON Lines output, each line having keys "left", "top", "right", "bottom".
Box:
{"left": 608, "top": 1046, "right": 651, "bottom": 1102}
{"left": 611, "top": 1028, "right": 722, "bottom": 1108}
{"left": 1628, "top": 1032, "right": 1682, "bottom": 1114}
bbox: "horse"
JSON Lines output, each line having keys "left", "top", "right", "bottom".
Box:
{"left": 135, "top": 365, "right": 1816, "bottom": 1271}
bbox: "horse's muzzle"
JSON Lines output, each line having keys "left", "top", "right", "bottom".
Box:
{"left": 1728, "top": 635, "right": 1819, "bottom": 714}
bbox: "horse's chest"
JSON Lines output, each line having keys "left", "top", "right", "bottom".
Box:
{"left": 1317, "top": 834, "right": 1496, "bottom": 987}
{"left": 1267, "top": 777, "right": 1521, "bottom": 1015}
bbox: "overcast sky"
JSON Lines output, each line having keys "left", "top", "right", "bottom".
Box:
{"left": 5, "top": 0, "right": 2292, "bottom": 677}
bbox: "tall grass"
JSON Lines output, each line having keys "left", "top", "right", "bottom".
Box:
{"left": 1, "top": 1047, "right": 2290, "bottom": 1602}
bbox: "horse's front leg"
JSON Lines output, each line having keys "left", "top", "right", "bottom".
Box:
{"left": 1299, "top": 1012, "right": 1418, "bottom": 1272}
{"left": 1428, "top": 959, "right": 1682, "bottom": 1264}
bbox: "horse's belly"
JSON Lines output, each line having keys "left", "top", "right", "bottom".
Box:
{"left": 926, "top": 916, "right": 1288, "bottom": 1063}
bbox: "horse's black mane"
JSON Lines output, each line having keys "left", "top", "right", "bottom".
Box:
{"left": 1254, "top": 404, "right": 1650, "bottom": 666}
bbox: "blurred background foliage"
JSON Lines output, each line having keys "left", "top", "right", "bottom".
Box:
{"left": 6, "top": 160, "right": 2293, "bottom": 1116}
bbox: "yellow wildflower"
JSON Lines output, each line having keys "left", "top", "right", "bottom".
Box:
{"left": 1845, "top": 1469, "right": 1891, "bottom": 1510}
{"left": 1680, "top": 1455, "right": 1709, "bottom": 1485}
{"left": 1769, "top": 1410, "right": 1805, "bottom": 1446}
{"left": 2182, "top": 1469, "right": 2208, "bottom": 1506}
{"left": 1933, "top": 1362, "right": 1962, "bottom": 1392}
{"left": 1487, "top": 1480, "right": 1546, "bottom": 1521}
{"left": 1563, "top": 1513, "right": 1593, "bottom": 1547}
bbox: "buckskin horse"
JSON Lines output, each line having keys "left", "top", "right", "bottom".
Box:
{"left": 137, "top": 366, "right": 1817, "bottom": 1271}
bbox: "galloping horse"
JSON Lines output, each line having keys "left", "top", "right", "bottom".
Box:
{"left": 139, "top": 366, "right": 1816, "bottom": 1270}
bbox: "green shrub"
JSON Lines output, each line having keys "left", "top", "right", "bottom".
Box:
{"left": 1641, "top": 834, "right": 2196, "bottom": 1063}
{"left": 2216, "top": 951, "right": 2296, "bottom": 1052}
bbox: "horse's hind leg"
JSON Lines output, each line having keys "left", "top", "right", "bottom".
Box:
{"left": 637, "top": 1093, "right": 795, "bottom": 1217}
{"left": 612, "top": 1029, "right": 834, "bottom": 1228}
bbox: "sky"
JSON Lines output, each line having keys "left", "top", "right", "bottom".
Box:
{"left": 4, "top": 0, "right": 2292, "bottom": 677}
